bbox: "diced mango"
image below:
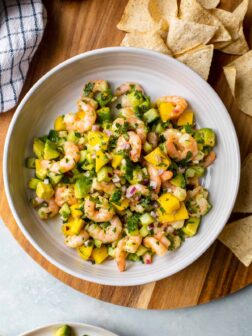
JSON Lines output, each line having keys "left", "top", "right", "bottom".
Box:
{"left": 77, "top": 244, "right": 93, "bottom": 260}
{"left": 54, "top": 115, "right": 66, "bottom": 131}
{"left": 144, "top": 147, "right": 171, "bottom": 170}
{"left": 92, "top": 246, "right": 108, "bottom": 264}
{"left": 70, "top": 204, "right": 83, "bottom": 218}
{"left": 36, "top": 182, "right": 54, "bottom": 200}
{"left": 62, "top": 223, "right": 74, "bottom": 236}
{"left": 112, "top": 154, "right": 123, "bottom": 169}
{"left": 95, "top": 150, "right": 109, "bottom": 173}
{"left": 158, "top": 193, "right": 180, "bottom": 214}
{"left": 159, "top": 102, "right": 174, "bottom": 122}
{"left": 177, "top": 111, "right": 194, "bottom": 126}
{"left": 65, "top": 217, "right": 84, "bottom": 235}
{"left": 112, "top": 199, "right": 129, "bottom": 211}
{"left": 87, "top": 131, "right": 109, "bottom": 150}
{"left": 158, "top": 202, "right": 189, "bottom": 223}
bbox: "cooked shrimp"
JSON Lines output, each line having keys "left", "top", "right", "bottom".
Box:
{"left": 87, "top": 216, "right": 122, "bottom": 243}
{"left": 155, "top": 232, "right": 171, "bottom": 249}
{"left": 164, "top": 129, "right": 198, "bottom": 161}
{"left": 115, "top": 82, "right": 144, "bottom": 96}
{"left": 143, "top": 237, "right": 167, "bottom": 256}
{"left": 156, "top": 96, "right": 187, "bottom": 120}
{"left": 112, "top": 116, "right": 147, "bottom": 142}
{"left": 119, "top": 107, "right": 135, "bottom": 118}
{"left": 187, "top": 187, "right": 210, "bottom": 216}
{"left": 116, "top": 131, "right": 142, "bottom": 162}
{"left": 50, "top": 141, "right": 80, "bottom": 174}
{"left": 55, "top": 184, "right": 77, "bottom": 207}
{"left": 160, "top": 170, "right": 173, "bottom": 182}
{"left": 147, "top": 132, "right": 158, "bottom": 148}
{"left": 84, "top": 198, "right": 115, "bottom": 222}
{"left": 38, "top": 198, "right": 59, "bottom": 219}
{"left": 92, "top": 179, "right": 116, "bottom": 195}
{"left": 147, "top": 163, "right": 161, "bottom": 193}
{"left": 203, "top": 151, "right": 216, "bottom": 168}
{"left": 89, "top": 80, "right": 108, "bottom": 96}
{"left": 126, "top": 184, "right": 150, "bottom": 199}
{"left": 64, "top": 98, "right": 97, "bottom": 133}
{"left": 115, "top": 238, "right": 127, "bottom": 272}
{"left": 65, "top": 231, "right": 89, "bottom": 248}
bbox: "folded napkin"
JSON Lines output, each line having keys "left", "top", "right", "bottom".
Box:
{"left": 0, "top": 0, "right": 47, "bottom": 113}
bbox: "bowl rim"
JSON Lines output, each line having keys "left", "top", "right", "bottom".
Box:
{"left": 3, "top": 47, "right": 240, "bottom": 286}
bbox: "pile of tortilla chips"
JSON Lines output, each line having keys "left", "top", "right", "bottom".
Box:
{"left": 218, "top": 154, "right": 252, "bottom": 267}
{"left": 118, "top": 0, "right": 249, "bottom": 80}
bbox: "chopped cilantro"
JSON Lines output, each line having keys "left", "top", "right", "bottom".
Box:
{"left": 110, "top": 189, "right": 122, "bottom": 204}
{"left": 83, "top": 82, "right": 94, "bottom": 96}
{"left": 127, "top": 214, "right": 140, "bottom": 233}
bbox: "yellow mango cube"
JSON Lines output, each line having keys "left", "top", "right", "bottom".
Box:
{"left": 54, "top": 115, "right": 66, "bottom": 131}
{"left": 92, "top": 246, "right": 108, "bottom": 264}
{"left": 158, "top": 202, "right": 189, "bottom": 223}
{"left": 95, "top": 150, "right": 109, "bottom": 172}
{"left": 62, "top": 223, "right": 74, "bottom": 236}
{"left": 158, "top": 193, "right": 180, "bottom": 214}
{"left": 159, "top": 102, "right": 174, "bottom": 122}
{"left": 87, "top": 131, "right": 109, "bottom": 150}
{"left": 68, "top": 218, "right": 84, "bottom": 235}
{"left": 144, "top": 147, "right": 171, "bottom": 170}
{"left": 112, "top": 199, "right": 129, "bottom": 211}
{"left": 70, "top": 204, "right": 83, "bottom": 218}
{"left": 112, "top": 154, "right": 123, "bottom": 169}
{"left": 177, "top": 111, "right": 194, "bottom": 126}
{"left": 77, "top": 244, "right": 93, "bottom": 260}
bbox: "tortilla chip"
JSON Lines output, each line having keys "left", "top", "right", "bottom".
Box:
{"left": 220, "top": 26, "right": 249, "bottom": 55}
{"left": 233, "top": 154, "right": 252, "bottom": 213}
{"left": 176, "top": 45, "right": 214, "bottom": 80}
{"left": 233, "top": 0, "right": 249, "bottom": 22}
{"left": 166, "top": 18, "right": 217, "bottom": 55}
{"left": 197, "top": 0, "right": 220, "bottom": 10}
{"left": 179, "top": 0, "right": 231, "bottom": 43}
{"left": 117, "top": 0, "right": 162, "bottom": 33}
{"left": 219, "top": 216, "right": 252, "bottom": 267}
{"left": 121, "top": 31, "right": 172, "bottom": 56}
{"left": 149, "top": 0, "right": 178, "bottom": 23}
{"left": 223, "top": 66, "right": 236, "bottom": 95}
{"left": 223, "top": 50, "right": 252, "bottom": 116}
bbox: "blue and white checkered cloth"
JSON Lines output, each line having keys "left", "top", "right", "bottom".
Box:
{"left": 0, "top": 0, "right": 47, "bottom": 113}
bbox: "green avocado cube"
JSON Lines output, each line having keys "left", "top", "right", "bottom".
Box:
{"left": 55, "top": 325, "right": 72, "bottom": 336}
{"left": 48, "top": 172, "right": 63, "bottom": 186}
{"left": 74, "top": 176, "right": 92, "bottom": 199}
{"left": 97, "top": 107, "right": 111, "bottom": 123}
{"left": 25, "top": 157, "right": 36, "bottom": 169}
{"left": 33, "top": 138, "right": 45, "bottom": 158}
{"left": 170, "top": 174, "right": 186, "bottom": 188}
{"left": 35, "top": 159, "right": 48, "bottom": 180}
{"left": 43, "top": 140, "right": 60, "bottom": 160}
{"left": 36, "top": 182, "right": 54, "bottom": 200}
{"left": 28, "top": 178, "right": 40, "bottom": 190}
{"left": 97, "top": 166, "right": 113, "bottom": 182}
{"left": 182, "top": 217, "right": 201, "bottom": 237}
{"left": 143, "top": 108, "right": 159, "bottom": 124}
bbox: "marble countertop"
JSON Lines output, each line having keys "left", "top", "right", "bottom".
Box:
{"left": 0, "top": 221, "right": 251, "bottom": 336}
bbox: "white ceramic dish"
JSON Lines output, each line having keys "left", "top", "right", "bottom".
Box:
{"left": 4, "top": 47, "right": 240, "bottom": 286}
{"left": 19, "top": 322, "right": 118, "bottom": 336}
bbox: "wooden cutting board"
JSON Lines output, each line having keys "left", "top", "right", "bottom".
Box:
{"left": 0, "top": 0, "right": 252, "bottom": 309}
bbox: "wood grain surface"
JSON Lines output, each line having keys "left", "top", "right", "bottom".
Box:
{"left": 0, "top": 0, "right": 252, "bottom": 310}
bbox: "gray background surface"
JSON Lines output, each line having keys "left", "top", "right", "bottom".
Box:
{"left": 0, "top": 221, "right": 251, "bottom": 336}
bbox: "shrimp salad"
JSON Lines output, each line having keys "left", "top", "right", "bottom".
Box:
{"left": 26, "top": 80, "right": 216, "bottom": 272}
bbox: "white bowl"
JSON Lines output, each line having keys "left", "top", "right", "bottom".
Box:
{"left": 4, "top": 47, "right": 240, "bottom": 286}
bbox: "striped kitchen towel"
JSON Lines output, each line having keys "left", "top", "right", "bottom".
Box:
{"left": 0, "top": 0, "right": 47, "bottom": 113}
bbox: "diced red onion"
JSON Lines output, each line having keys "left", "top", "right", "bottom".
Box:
{"left": 148, "top": 224, "right": 154, "bottom": 230}
{"left": 92, "top": 124, "right": 100, "bottom": 131}
{"left": 104, "top": 130, "right": 112, "bottom": 136}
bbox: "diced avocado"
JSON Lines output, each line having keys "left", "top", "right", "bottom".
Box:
{"left": 108, "top": 246, "right": 116, "bottom": 258}
{"left": 67, "top": 131, "right": 80, "bottom": 144}
{"left": 79, "top": 150, "right": 87, "bottom": 163}
{"left": 140, "top": 225, "right": 149, "bottom": 237}
{"left": 95, "top": 89, "right": 113, "bottom": 107}
{"left": 97, "top": 166, "right": 113, "bottom": 182}
{"left": 143, "top": 108, "right": 159, "bottom": 124}
{"left": 97, "top": 106, "right": 111, "bottom": 123}
{"left": 25, "top": 157, "right": 36, "bottom": 169}
{"left": 182, "top": 217, "right": 201, "bottom": 237}
{"left": 138, "top": 99, "right": 151, "bottom": 112}
{"left": 185, "top": 166, "right": 205, "bottom": 179}
{"left": 36, "top": 182, "right": 54, "bottom": 200}
{"left": 136, "top": 245, "right": 148, "bottom": 257}
{"left": 54, "top": 325, "right": 72, "bottom": 336}
{"left": 43, "top": 139, "right": 60, "bottom": 160}
{"left": 74, "top": 176, "right": 92, "bottom": 199}
{"left": 48, "top": 172, "right": 63, "bottom": 186}
{"left": 140, "top": 213, "right": 154, "bottom": 226}
{"left": 155, "top": 122, "right": 165, "bottom": 134}
{"left": 92, "top": 246, "right": 108, "bottom": 264}
{"left": 33, "top": 138, "right": 44, "bottom": 158}
{"left": 170, "top": 174, "right": 186, "bottom": 188}
{"left": 35, "top": 159, "right": 48, "bottom": 180}
{"left": 77, "top": 244, "right": 93, "bottom": 260}
{"left": 194, "top": 128, "right": 216, "bottom": 147}
{"left": 59, "top": 203, "right": 71, "bottom": 220}
{"left": 143, "top": 141, "right": 153, "bottom": 153}
{"left": 129, "top": 167, "right": 144, "bottom": 185}
{"left": 54, "top": 115, "right": 66, "bottom": 131}
{"left": 126, "top": 91, "right": 145, "bottom": 108}
{"left": 48, "top": 130, "right": 59, "bottom": 143}
{"left": 94, "top": 239, "right": 102, "bottom": 248}
{"left": 127, "top": 253, "right": 140, "bottom": 262}
{"left": 28, "top": 178, "right": 40, "bottom": 190}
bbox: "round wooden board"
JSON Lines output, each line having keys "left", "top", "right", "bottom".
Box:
{"left": 1, "top": 0, "right": 252, "bottom": 310}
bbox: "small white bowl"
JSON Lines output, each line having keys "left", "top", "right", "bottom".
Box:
{"left": 3, "top": 47, "right": 240, "bottom": 286}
